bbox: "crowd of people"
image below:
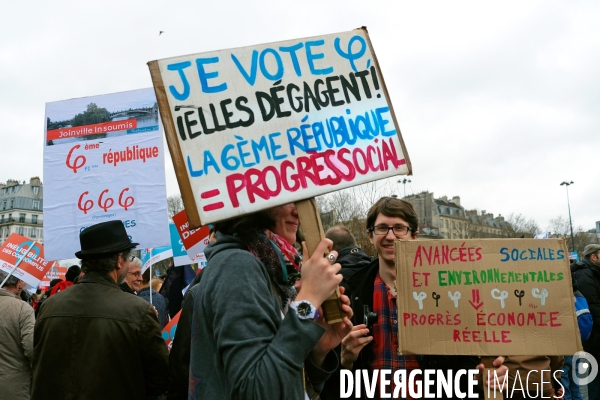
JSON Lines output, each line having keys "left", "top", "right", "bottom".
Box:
{"left": 2, "top": 196, "right": 598, "bottom": 399}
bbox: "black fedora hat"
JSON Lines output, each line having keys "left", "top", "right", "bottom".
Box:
{"left": 75, "top": 220, "right": 139, "bottom": 259}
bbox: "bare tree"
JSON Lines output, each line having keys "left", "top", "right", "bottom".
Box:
{"left": 316, "top": 179, "right": 398, "bottom": 256}
{"left": 167, "top": 194, "right": 184, "bottom": 220}
{"left": 505, "top": 213, "right": 539, "bottom": 238}
{"left": 548, "top": 216, "right": 599, "bottom": 254}
{"left": 548, "top": 216, "right": 571, "bottom": 238}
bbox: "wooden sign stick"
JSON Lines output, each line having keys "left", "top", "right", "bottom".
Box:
{"left": 296, "top": 198, "right": 344, "bottom": 324}
{"left": 481, "top": 356, "right": 504, "bottom": 400}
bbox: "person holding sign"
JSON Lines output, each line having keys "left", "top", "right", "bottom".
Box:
{"left": 322, "top": 197, "right": 507, "bottom": 399}
{"left": 189, "top": 202, "right": 353, "bottom": 399}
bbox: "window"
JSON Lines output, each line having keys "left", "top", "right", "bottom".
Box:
{"left": 9, "top": 200, "right": 13, "bottom": 208}
{"left": 17, "top": 226, "right": 24, "bottom": 235}
{"left": 32, "top": 215, "right": 38, "bottom": 224}
{"left": 2, "top": 201, "right": 5, "bottom": 209}
{"left": 33, "top": 186, "right": 39, "bottom": 194}
{"left": 33, "top": 200, "right": 40, "bottom": 210}
{"left": 8, "top": 213, "right": 12, "bottom": 222}
{"left": 19, "top": 213, "right": 25, "bottom": 223}
{"left": 0, "top": 215, "right": 3, "bottom": 223}
{"left": 30, "top": 228, "right": 37, "bottom": 238}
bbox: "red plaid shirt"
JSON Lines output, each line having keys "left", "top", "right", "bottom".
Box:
{"left": 372, "top": 273, "right": 419, "bottom": 399}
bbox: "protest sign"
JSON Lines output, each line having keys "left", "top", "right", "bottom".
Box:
{"left": 171, "top": 209, "right": 211, "bottom": 263}
{"left": 169, "top": 223, "right": 193, "bottom": 266}
{"left": 39, "top": 261, "right": 68, "bottom": 288}
{"left": 43, "top": 88, "right": 170, "bottom": 260}
{"left": 149, "top": 27, "right": 411, "bottom": 228}
{"left": 0, "top": 233, "right": 52, "bottom": 288}
{"left": 140, "top": 246, "right": 173, "bottom": 275}
{"left": 162, "top": 309, "right": 182, "bottom": 351}
{"left": 396, "top": 238, "right": 581, "bottom": 356}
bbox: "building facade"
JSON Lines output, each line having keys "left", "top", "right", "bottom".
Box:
{"left": 0, "top": 177, "right": 44, "bottom": 246}
{"left": 403, "top": 191, "right": 513, "bottom": 239}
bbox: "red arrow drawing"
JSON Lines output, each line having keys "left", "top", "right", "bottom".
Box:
{"left": 468, "top": 289, "right": 484, "bottom": 310}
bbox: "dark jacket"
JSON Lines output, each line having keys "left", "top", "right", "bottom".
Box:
{"left": 31, "top": 271, "right": 169, "bottom": 400}
{"left": 572, "top": 259, "right": 600, "bottom": 355}
{"left": 137, "top": 287, "right": 169, "bottom": 329}
{"left": 322, "top": 259, "right": 480, "bottom": 400}
{"left": 120, "top": 281, "right": 136, "bottom": 294}
{"left": 166, "top": 270, "right": 204, "bottom": 400}
{"left": 189, "top": 232, "right": 338, "bottom": 399}
{"left": 336, "top": 246, "right": 373, "bottom": 269}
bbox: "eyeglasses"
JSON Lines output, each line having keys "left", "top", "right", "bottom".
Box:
{"left": 128, "top": 271, "right": 142, "bottom": 278}
{"left": 129, "top": 255, "right": 135, "bottom": 261}
{"left": 369, "top": 224, "right": 412, "bottom": 237}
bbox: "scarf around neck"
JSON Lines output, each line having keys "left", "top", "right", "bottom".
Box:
{"left": 247, "top": 229, "right": 302, "bottom": 309}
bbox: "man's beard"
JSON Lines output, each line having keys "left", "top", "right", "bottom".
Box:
{"left": 118, "top": 266, "right": 130, "bottom": 284}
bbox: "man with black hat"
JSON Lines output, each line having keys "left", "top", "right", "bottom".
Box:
{"left": 31, "top": 220, "right": 169, "bottom": 400}
{"left": 571, "top": 243, "right": 600, "bottom": 400}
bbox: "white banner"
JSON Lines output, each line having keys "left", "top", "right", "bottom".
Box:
{"left": 43, "top": 88, "right": 170, "bottom": 260}
{"left": 140, "top": 246, "right": 173, "bottom": 275}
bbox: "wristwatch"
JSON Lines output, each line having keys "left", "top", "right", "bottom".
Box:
{"left": 290, "top": 300, "right": 320, "bottom": 320}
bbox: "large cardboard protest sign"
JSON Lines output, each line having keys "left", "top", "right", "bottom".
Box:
{"left": 43, "top": 88, "right": 170, "bottom": 260}
{"left": 149, "top": 27, "right": 411, "bottom": 228}
{"left": 172, "top": 209, "right": 211, "bottom": 263}
{"left": 0, "top": 233, "right": 51, "bottom": 287}
{"left": 396, "top": 239, "right": 581, "bottom": 356}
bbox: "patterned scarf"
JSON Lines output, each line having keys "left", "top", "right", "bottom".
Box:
{"left": 246, "top": 229, "right": 302, "bottom": 309}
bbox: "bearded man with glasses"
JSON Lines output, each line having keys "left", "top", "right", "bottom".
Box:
{"left": 322, "top": 197, "right": 507, "bottom": 399}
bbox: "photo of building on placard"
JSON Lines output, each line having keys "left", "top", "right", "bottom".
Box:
{"left": 45, "top": 90, "right": 159, "bottom": 146}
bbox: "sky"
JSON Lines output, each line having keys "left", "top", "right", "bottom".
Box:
{"left": 1, "top": 0, "right": 598, "bottom": 232}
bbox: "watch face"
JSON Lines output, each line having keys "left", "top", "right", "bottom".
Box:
{"left": 297, "top": 302, "right": 312, "bottom": 317}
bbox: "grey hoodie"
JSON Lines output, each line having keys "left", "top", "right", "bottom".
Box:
{"left": 189, "top": 232, "right": 338, "bottom": 399}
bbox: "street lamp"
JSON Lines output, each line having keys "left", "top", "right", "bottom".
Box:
{"left": 560, "top": 181, "right": 575, "bottom": 252}
{"left": 398, "top": 178, "right": 411, "bottom": 197}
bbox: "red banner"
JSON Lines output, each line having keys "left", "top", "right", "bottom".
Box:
{"left": 172, "top": 210, "right": 211, "bottom": 260}
{"left": 0, "top": 233, "right": 51, "bottom": 287}
{"left": 46, "top": 119, "right": 137, "bottom": 140}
